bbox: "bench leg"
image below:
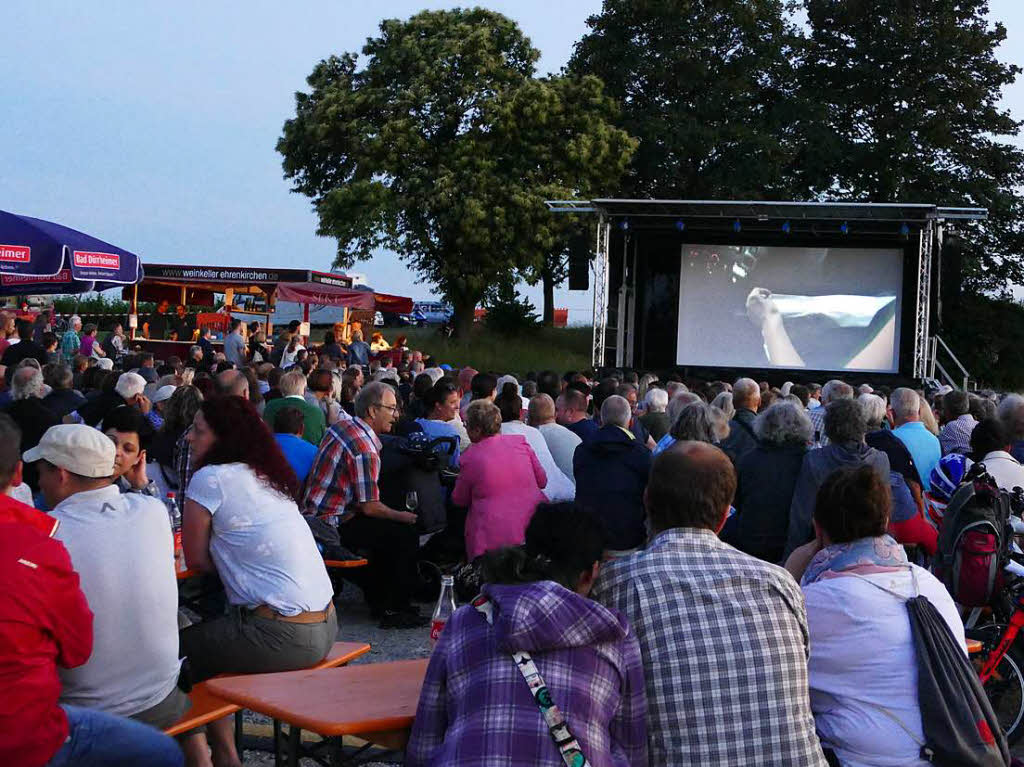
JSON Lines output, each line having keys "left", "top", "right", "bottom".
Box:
{"left": 273, "top": 719, "right": 283, "bottom": 767}
{"left": 234, "top": 710, "right": 243, "bottom": 755}
{"left": 288, "top": 724, "right": 301, "bottom": 767}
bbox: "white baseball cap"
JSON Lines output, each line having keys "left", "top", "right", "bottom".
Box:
{"left": 23, "top": 424, "right": 116, "bottom": 478}
{"left": 114, "top": 371, "right": 146, "bottom": 400}
{"left": 151, "top": 384, "right": 176, "bottom": 404}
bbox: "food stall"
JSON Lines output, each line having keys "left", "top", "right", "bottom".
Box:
{"left": 124, "top": 263, "right": 412, "bottom": 358}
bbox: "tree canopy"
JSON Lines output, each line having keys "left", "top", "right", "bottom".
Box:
{"left": 568, "top": 0, "right": 801, "bottom": 199}
{"left": 799, "top": 0, "right": 1024, "bottom": 293}
{"left": 277, "top": 8, "right": 636, "bottom": 334}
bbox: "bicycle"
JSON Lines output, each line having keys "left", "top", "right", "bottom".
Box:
{"left": 964, "top": 508, "right": 1024, "bottom": 745}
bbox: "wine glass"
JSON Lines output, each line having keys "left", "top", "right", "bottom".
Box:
{"left": 406, "top": 491, "right": 419, "bottom": 513}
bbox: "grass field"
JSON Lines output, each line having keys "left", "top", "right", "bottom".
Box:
{"left": 379, "top": 324, "right": 593, "bottom": 375}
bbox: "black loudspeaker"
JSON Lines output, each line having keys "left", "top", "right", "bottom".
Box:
{"left": 938, "top": 233, "right": 965, "bottom": 328}
{"left": 567, "top": 232, "right": 591, "bottom": 290}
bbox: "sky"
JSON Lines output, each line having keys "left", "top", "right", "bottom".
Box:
{"left": 1, "top": 0, "right": 1022, "bottom": 323}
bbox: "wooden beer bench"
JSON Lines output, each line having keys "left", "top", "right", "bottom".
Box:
{"left": 164, "top": 641, "right": 371, "bottom": 752}
{"left": 206, "top": 657, "right": 429, "bottom": 766}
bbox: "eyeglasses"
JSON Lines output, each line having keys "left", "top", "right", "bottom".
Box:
{"left": 375, "top": 403, "right": 399, "bottom": 414}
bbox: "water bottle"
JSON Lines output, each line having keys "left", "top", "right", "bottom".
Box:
{"left": 430, "top": 575, "right": 456, "bottom": 647}
{"left": 165, "top": 492, "right": 184, "bottom": 572}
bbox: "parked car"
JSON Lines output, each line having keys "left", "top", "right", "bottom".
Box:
{"left": 381, "top": 309, "right": 426, "bottom": 327}
{"left": 413, "top": 301, "right": 453, "bottom": 324}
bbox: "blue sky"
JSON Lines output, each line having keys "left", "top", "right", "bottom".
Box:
{"left": 1, "top": 0, "right": 1022, "bottom": 322}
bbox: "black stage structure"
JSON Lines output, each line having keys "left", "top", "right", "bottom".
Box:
{"left": 548, "top": 200, "right": 988, "bottom": 386}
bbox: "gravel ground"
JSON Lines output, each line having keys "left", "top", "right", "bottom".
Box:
{"left": 238, "top": 580, "right": 432, "bottom": 766}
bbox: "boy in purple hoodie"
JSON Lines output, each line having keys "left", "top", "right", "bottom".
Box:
{"left": 407, "top": 504, "right": 648, "bottom": 767}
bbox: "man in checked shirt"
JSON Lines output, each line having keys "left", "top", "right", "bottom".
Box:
{"left": 592, "top": 441, "right": 827, "bottom": 766}
{"left": 303, "top": 381, "right": 424, "bottom": 629}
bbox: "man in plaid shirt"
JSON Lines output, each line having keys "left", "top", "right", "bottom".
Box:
{"left": 303, "top": 381, "right": 424, "bottom": 629}
{"left": 592, "top": 441, "right": 827, "bottom": 766}
{"left": 938, "top": 390, "right": 977, "bottom": 456}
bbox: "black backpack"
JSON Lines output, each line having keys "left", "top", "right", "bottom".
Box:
{"left": 853, "top": 573, "right": 1009, "bottom": 766}
{"left": 378, "top": 429, "right": 456, "bottom": 534}
{"left": 933, "top": 468, "right": 1011, "bottom": 607}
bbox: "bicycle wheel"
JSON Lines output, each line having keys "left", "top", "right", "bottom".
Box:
{"left": 967, "top": 624, "right": 1024, "bottom": 745}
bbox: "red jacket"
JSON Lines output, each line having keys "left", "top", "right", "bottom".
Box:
{"left": 0, "top": 496, "right": 93, "bottom": 767}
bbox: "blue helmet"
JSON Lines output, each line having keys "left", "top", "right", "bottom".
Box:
{"left": 929, "top": 453, "right": 972, "bottom": 504}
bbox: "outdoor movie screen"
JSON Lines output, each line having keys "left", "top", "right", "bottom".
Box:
{"left": 675, "top": 245, "right": 904, "bottom": 373}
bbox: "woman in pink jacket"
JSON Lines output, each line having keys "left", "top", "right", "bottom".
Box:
{"left": 453, "top": 400, "right": 547, "bottom": 560}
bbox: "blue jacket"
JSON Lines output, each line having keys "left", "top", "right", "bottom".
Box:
{"left": 573, "top": 425, "right": 653, "bottom": 550}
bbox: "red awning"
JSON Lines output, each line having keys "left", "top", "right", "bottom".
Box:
{"left": 274, "top": 282, "right": 375, "bottom": 309}
{"left": 373, "top": 292, "right": 414, "bottom": 314}
{"left": 275, "top": 282, "right": 413, "bottom": 314}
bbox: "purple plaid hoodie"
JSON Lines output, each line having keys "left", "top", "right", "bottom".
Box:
{"left": 406, "top": 580, "right": 648, "bottom": 767}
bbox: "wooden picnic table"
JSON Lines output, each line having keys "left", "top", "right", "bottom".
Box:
{"left": 206, "top": 658, "right": 429, "bottom": 763}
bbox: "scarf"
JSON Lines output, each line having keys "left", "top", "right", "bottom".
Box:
{"left": 801, "top": 534, "right": 908, "bottom": 587}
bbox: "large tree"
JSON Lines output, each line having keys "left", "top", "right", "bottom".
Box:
{"left": 799, "top": 0, "right": 1024, "bottom": 293}
{"left": 569, "top": 0, "right": 801, "bottom": 198}
{"left": 277, "top": 8, "right": 635, "bottom": 336}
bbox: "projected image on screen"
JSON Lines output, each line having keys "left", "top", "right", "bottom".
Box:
{"left": 676, "top": 245, "right": 903, "bottom": 372}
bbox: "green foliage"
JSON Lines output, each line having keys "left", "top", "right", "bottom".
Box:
{"left": 384, "top": 324, "right": 592, "bottom": 376}
{"left": 940, "top": 294, "right": 1024, "bottom": 390}
{"left": 278, "top": 8, "right": 636, "bottom": 335}
{"left": 799, "top": 0, "right": 1024, "bottom": 292}
{"left": 569, "top": 0, "right": 801, "bottom": 198}
{"left": 483, "top": 280, "right": 540, "bottom": 336}
{"left": 51, "top": 294, "right": 150, "bottom": 315}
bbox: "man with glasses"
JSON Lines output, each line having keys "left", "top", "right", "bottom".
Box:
{"left": 302, "top": 382, "right": 424, "bottom": 628}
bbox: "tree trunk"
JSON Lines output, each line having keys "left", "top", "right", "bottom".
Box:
{"left": 542, "top": 267, "right": 555, "bottom": 326}
{"left": 451, "top": 292, "right": 478, "bottom": 339}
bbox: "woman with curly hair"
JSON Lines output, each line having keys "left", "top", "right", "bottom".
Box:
{"left": 179, "top": 396, "right": 334, "bottom": 767}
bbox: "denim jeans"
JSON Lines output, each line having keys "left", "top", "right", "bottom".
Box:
{"left": 47, "top": 704, "right": 183, "bottom": 767}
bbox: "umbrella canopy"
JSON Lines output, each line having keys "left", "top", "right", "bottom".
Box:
{"left": 0, "top": 210, "right": 143, "bottom": 294}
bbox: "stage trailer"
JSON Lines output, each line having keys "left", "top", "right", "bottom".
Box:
{"left": 548, "top": 200, "right": 987, "bottom": 385}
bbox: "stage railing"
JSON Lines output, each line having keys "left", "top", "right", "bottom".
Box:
{"left": 929, "top": 335, "right": 970, "bottom": 390}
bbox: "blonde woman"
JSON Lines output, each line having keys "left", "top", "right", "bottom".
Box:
{"left": 919, "top": 397, "right": 940, "bottom": 436}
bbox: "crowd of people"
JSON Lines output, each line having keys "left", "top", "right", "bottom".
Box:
{"left": 1, "top": 307, "right": 1021, "bottom": 766}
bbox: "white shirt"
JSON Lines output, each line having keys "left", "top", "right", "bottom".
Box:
{"left": 53, "top": 485, "right": 181, "bottom": 717}
{"left": 803, "top": 565, "right": 966, "bottom": 767}
{"left": 536, "top": 422, "right": 582, "bottom": 481}
{"left": 500, "top": 420, "right": 575, "bottom": 502}
{"left": 447, "top": 413, "right": 471, "bottom": 452}
{"left": 280, "top": 344, "right": 305, "bottom": 368}
{"left": 978, "top": 450, "right": 1024, "bottom": 493}
{"left": 186, "top": 463, "right": 333, "bottom": 615}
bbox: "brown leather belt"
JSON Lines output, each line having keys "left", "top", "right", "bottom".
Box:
{"left": 251, "top": 601, "right": 334, "bottom": 624}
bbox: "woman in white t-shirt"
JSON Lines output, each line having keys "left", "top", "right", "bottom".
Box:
{"left": 180, "top": 396, "right": 335, "bottom": 767}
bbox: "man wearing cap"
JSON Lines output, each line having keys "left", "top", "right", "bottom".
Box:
{"left": 0, "top": 415, "right": 184, "bottom": 767}
{"left": 78, "top": 370, "right": 150, "bottom": 428}
{"left": 27, "top": 424, "right": 189, "bottom": 733}
{"left": 149, "top": 384, "right": 177, "bottom": 430}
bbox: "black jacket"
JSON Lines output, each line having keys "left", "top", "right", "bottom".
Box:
{"left": 734, "top": 443, "right": 807, "bottom": 564}
{"left": 573, "top": 424, "right": 653, "bottom": 550}
{"left": 3, "top": 398, "right": 58, "bottom": 490}
{"left": 41, "top": 388, "right": 87, "bottom": 419}
{"left": 720, "top": 408, "right": 759, "bottom": 465}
